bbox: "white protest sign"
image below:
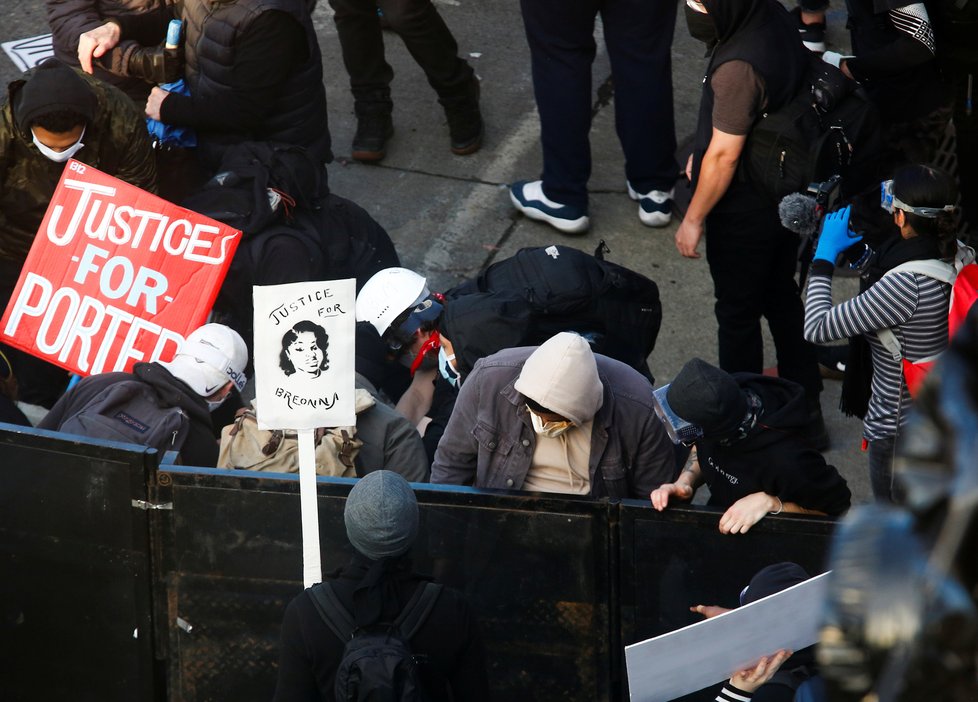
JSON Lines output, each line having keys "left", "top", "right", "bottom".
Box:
{"left": 253, "top": 279, "right": 357, "bottom": 587}
{"left": 253, "top": 279, "right": 357, "bottom": 430}
{"left": 625, "top": 571, "right": 830, "bottom": 702}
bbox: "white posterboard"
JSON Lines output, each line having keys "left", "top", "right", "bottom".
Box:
{"left": 2, "top": 34, "right": 54, "bottom": 72}
{"left": 625, "top": 571, "right": 830, "bottom": 702}
{"left": 253, "top": 279, "right": 357, "bottom": 587}
{"left": 253, "top": 279, "right": 357, "bottom": 430}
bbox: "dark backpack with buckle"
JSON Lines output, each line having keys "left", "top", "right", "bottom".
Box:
{"left": 309, "top": 581, "right": 443, "bottom": 702}
{"left": 58, "top": 379, "right": 190, "bottom": 455}
{"left": 742, "top": 56, "right": 882, "bottom": 203}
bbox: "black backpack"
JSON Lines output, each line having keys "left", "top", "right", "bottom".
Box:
{"left": 741, "top": 56, "right": 881, "bottom": 203}
{"left": 309, "top": 581, "right": 443, "bottom": 702}
{"left": 443, "top": 244, "right": 662, "bottom": 380}
{"left": 58, "top": 379, "right": 190, "bottom": 455}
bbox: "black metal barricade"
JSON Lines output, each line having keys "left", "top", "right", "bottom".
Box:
{"left": 152, "top": 467, "right": 614, "bottom": 702}
{"left": 0, "top": 423, "right": 839, "bottom": 702}
{"left": 0, "top": 422, "right": 159, "bottom": 702}
{"left": 618, "top": 499, "right": 837, "bottom": 701}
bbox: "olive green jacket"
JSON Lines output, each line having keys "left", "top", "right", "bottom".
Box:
{"left": 0, "top": 68, "right": 157, "bottom": 285}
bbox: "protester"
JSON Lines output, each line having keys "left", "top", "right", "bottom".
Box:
{"left": 77, "top": 0, "right": 331, "bottom": 171}
{"left": 676, "top": 0, "right": 827, "bottom": 450}
{"left": 0, "top": 58, "right": 157, "bottom": 408}
{"left": 40, "top": 324, "right": 247, "bottom": 467}
{"left": 509, "top": 0, "right": 679, "bottom": 233}
{"left": 804, "top": 166, "right": 974, "bottom": 501}
{"left": 46, "top": 0, "right": 176, "bottom": 102}
{"left": 328, "top": 0, "right": 483, "bottom": 161}
{"left": 272, "top": 470, "right": 489, "bottom": 701}
{"left": 822, "top": 0, "right": 950, "bottom": 172}
{"left": 432, "top": 332, "right": 676, "bottom": 498}
{"left": 650, "top": 358, "right": 850, "bottom": 533}
{"left": 692, "top": 563, "right": 824, "bottom": 702}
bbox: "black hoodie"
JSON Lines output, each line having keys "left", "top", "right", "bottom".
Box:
{"left": 696, "top": 374, "right": 851, "bottom": 515}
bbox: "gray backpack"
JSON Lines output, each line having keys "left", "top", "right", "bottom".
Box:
{"left": 59, "top": 379, "right": 190, "bottom": 455}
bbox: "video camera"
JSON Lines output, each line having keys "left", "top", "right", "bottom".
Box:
{"left": 779, "top": 174, "right": 871, "bottom": 270}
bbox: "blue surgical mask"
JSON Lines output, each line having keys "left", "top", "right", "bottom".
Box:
{"left": 32, "top": 125, "right": 86, "bottom": 163}
{"left": 438, "top": 346, "right": 460, "bottom": 387}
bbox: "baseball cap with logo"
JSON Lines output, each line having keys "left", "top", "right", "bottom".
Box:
{"left": 160, "top": 324, "right": 248, "bottom": 397}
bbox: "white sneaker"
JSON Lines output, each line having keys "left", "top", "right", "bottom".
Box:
{"left": 627, "top": 182, "right": 674, "bottom": 227}
{"left": 510, "top": 180, "right": 590, "bottom": 234}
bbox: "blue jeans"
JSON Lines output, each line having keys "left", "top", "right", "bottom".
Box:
{"left": 868, "top": 435, "right": 897, "bottom": 502}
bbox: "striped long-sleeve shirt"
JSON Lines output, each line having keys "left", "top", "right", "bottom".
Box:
{"left": 804, "top": 259, "right": 949, "bottom": 440}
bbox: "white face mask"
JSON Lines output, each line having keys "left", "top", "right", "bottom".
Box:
{"left": 32, "top": 125, "right": 86, "bottom": 163}
{"left": 528, "top": 408, "right": 574, "bottom": 438}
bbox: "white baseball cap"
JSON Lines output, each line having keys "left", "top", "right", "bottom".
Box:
{"left": 160, "top": 323, "right": 248, "bottom": 397}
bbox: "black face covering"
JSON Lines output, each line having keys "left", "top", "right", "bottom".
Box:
{"left": 685, "top": 4, "right": 718, "bottom": 46}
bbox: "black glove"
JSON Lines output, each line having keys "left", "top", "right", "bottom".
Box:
{"left": 125, "top": 44, "right": 182, "bottom": 84}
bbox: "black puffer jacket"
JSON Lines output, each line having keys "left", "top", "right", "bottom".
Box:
{"left": 696, "top": 374, "right": 851, "bottom": 515}
{"left": 180, "top": 0, "right": 330, "bottom": 164}
{"left": 39, "top": 362, "right": 219, "bottom": 466}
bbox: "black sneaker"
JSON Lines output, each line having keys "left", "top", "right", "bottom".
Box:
{"left": 352, "top": 113, "right": 393, "bottom": 163}
{"left": 444, "top": 79, "right": 484, "bottom": 156}
{"left": 791, "top": 7, "right": 826, "bottom": 53}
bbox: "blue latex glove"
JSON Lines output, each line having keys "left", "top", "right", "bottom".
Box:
{"left": 814, "top": 205, "right": 863, "bottom": 264}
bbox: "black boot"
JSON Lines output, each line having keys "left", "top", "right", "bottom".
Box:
{"left": 351, "top": 112, "right": 394, "bottom": 163}
{"left": 442, "top": 78, "right": 483, "bottom": 156}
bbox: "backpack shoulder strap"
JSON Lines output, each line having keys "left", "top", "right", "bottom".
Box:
{"left": 883, "top": 259, "right": 957, "bottom": 284}
{"left": 876, "top": 327, "right": 904, "bottom": 361}
{"left": 308, "top": 582, "right": 356, "bottom": 643}
{"left": 394, "top": 582, "right": 443, "bottom": 640}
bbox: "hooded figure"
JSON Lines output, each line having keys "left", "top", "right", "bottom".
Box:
{"left": 675, "top": 0, "right": 825, "bottom": 451}
{"left": 272, "top": 470, "right": 490, "bottom": 701}
{"left": 650, "top": 358, "right": 850, "bottom": 534}
{"left": 431, "top": 332, "right": 676, "bottom": 499}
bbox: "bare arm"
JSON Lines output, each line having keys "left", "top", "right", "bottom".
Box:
{"left": 650, "top": 449, "right": 703, "bottom": 510}
{"left": 675, "top": 128, "right": 746, "bottom": 258}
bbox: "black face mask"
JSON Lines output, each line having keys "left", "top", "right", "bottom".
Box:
{"left": 685, "top": 4, "right": 718, "bottom": 45}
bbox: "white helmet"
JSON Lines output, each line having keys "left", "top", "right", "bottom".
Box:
{"left": 356, "top": 268, "right": 430, "bottom": 336}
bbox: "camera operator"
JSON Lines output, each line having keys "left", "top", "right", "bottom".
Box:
{"left": 803, "top": 164, "right": 974, "bottom": 502}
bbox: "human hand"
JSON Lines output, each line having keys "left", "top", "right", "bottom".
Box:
{"left": 690, "top": 604, "right": 730, "bottom": 619}
{"left": 730, "top": 649, "right": 792, "bottom": 693}
{"left": 675, "top": 218, "right": 704, "bottom": 259}
{"left": 814, "top": 205, "right": 862, "bottom": 264}
{"left": 650, "top": 482, "right": 694, "bottom": 511}
{"left": 145, "top": 87, "right": 171, "bottom": 121}
{"left": 78, "top": 21, "right": 121, "bottom": 74}
{"left": 718, "top": 492, "right": 779, "bottom": 534}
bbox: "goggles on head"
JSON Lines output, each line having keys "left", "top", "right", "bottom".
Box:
{"left": 880, "top": 180, "right": 955, "bottom": 219}
{"left": 652, "top": 385, "right": 704, "bottom": 447}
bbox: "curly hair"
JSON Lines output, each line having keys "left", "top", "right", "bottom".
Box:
{"left": 279, "top": 320, "right": 330, "bottom": 376}
{"left": 31, "top": 109, "right": 87, "bottom": 135}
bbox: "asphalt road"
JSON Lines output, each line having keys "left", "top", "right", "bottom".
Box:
{"left": 0, "top": 0, "right": 871, "bottom": 501}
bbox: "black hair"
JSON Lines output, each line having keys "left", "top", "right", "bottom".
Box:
{"left": 892, "top": 165, "right": 958, "bottom": 259}
{"left": 30, "top": 109, "right": 86, "bottom": 135}
{"left": 279, "top": 320, "right": 330, "bottom": 376}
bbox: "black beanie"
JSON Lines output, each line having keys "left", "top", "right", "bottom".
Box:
{"left": 14, "top": 59, "right": 96, "bottom": 133}
{"left": 740, "top": 562, "right": 810, "bottom": 605}
{"left": 666, "top": 357, "right": 748, "bottom": 437}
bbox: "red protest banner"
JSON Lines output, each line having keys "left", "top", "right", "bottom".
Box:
{"left": 0, "top": 159, "right": 240, "bottom": 376}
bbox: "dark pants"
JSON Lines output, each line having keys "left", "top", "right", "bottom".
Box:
{"left": 518, "top": 0, "right": 679, "bottom": 211}
{"left": 328, "top": 0, "right": 474, "bottom": 111}
{"left": 705, "top": 207, "right": 822, "bottom": 399}
{"left": 867, "top": 435, "right": 897, "bottom": 502}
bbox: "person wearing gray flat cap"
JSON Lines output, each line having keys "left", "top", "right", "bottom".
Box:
{"left": 273, "top": 471, "right": 489, "bottom": 701}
